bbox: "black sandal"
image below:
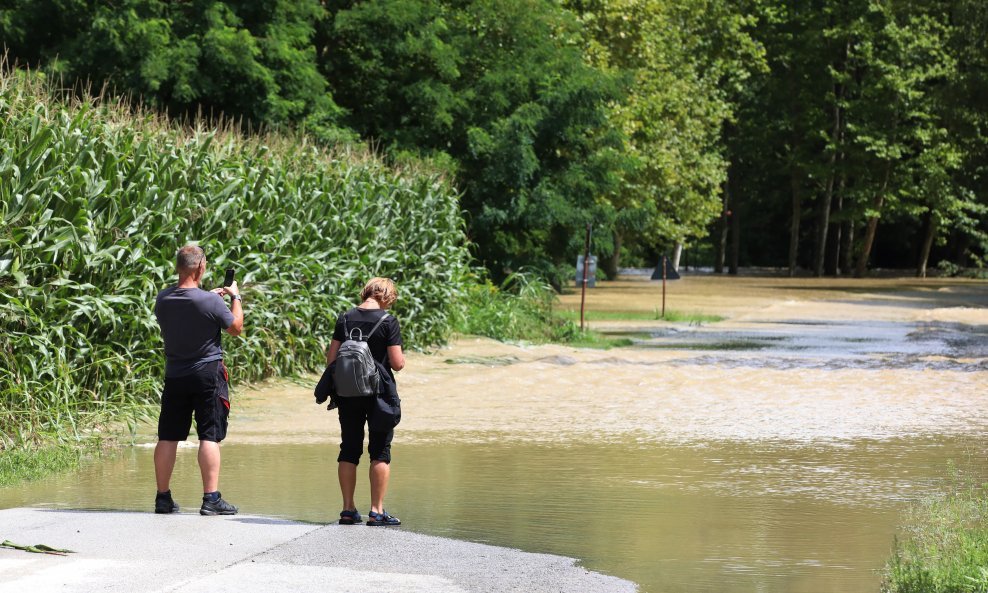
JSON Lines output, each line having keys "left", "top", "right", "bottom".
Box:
{"left": 339, "top": 509, "right": 363, "bottom": 525}
{"left": 367, "top": 510, "right": 401, "bottom": 526}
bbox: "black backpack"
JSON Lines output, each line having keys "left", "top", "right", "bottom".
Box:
{"left": 334, "top": 311, "right": 390, "bottom": 398}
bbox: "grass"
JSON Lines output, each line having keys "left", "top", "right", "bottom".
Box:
{"left": 556, "top": 309, "right": 724, "bottom": 323}
{"left": 882, "top": 468, "right": 988, "bottom": 593}
{"left": 0, "top": 445, "right": 83, "bottom": 487}
{"left": 562, "top": 334, "right": 636, "bottom": 349}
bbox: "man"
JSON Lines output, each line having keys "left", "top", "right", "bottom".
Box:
{"left": 152, "top": 244, "right": 243, "bottom": 515}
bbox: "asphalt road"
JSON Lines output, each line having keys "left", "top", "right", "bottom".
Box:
{"left": 0, "top": 508, "right": 636, "bottom": 593}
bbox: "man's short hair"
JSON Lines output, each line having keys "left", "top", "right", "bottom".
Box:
{"left": 176, "top": 245, "right": 205, "bottom": 273}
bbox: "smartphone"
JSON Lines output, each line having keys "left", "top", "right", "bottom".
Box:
{"left": 223, "top": 268, "right": 235, "bottom": 287}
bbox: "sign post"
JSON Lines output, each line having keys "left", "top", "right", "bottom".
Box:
{"left": 662, "top": 255, "right": 667, "bottom": 317}
{"left": 651, "top": 255, "right": 681, "bottom": 318}
{"left": 580, "top": 224, "right": 592, "bottom": 332}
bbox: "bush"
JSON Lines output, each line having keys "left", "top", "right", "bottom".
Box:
{"left": 455, "top": 272, "right": 579, "bottom": 343}
{"left": 936, "top": 260, "right": 963, "bottom": 278}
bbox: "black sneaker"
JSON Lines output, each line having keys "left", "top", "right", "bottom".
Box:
{"left": 200, "top": 492, "right": 238, "bottom": 516}
{"left": 154, "top": 491, "right": 179, "bottom": 514}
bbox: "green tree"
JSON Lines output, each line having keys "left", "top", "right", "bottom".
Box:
{"left": 0, "top": 0, "right": 350, "bottom": 141}
{"left": 565, "top": 0, "right": 764, "bottom": 275}
{"left": 322, "top": 0, "right": 625, "bottom": 283}
{"left": 938, "top": 0, "right": 988, "bottom": 270}
{"left": 843, "top": 0, "right": 973, "bottom": 276}
{"left": 724, "top": 0, "right": 988, "bottom": 276}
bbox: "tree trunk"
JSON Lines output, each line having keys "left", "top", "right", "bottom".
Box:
{"left": 826, "top": 165, "right": 847, "bottom": 276}
{"left": 672, "top": 242, "right": 683, "bottom": 271}
{"left": 603, "top": 230, "right": 621, "bottom": 280}
{"left": 916, "top": 213, "right": 936, "bottom": 278}
{"left": 724, "top": 165, "right": 740, "bottom": 275}
{"left": 729, "top": 197, "right": 740, "bottom": 275}
{"left": 855, "top": 164, "right": 891, "bottom": 278}
{"left": 841, "top": 219, "right": 854, "bottom": 276}
{"left": 815, "top": 170, "right": 835, "bottom": 277}
{"left": 788, "top": 166, "right": 802, "bottom": 277}
{"left": 855, "top": 207, "right": 881, "bottom": 278}
{"left": 715, "top": 182, "right": 730, "bottom": 274}
{"left": 785, "top": 68, "right": 804, "bottom": 278}
{"left": 826, "top": 201, "right": 841, "bottom": 276}
{"left": 815, "top": 50, "right": 847, "bottom": 277}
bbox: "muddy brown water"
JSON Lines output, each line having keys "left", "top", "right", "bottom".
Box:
{"left": 2, "top": 273, "right": 987, "bottom": 593}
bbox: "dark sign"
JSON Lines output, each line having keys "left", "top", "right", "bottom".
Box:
{"left": 651, "top": 257, "right": 680, "bottom": 280}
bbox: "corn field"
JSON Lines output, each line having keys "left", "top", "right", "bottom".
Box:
{"left": 0, "top": 69, "right": 471, "bottom": 449}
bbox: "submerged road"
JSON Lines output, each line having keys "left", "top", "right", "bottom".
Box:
{"left": 0, "top": 508, "right": 636, "bottom": 593}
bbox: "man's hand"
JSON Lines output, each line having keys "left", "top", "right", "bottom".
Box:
{"left": 211, "top": 281, "right": 240, "bottom": 298}
{"left": 215, "top": 281, "right": 243, "bottom": 337}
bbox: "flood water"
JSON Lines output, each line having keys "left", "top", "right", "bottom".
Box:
{"left": 2, "top": 437, "right": 987, "bottom": 593}
{"left": 2, "top": 275, "right": 987, "bottom": 593}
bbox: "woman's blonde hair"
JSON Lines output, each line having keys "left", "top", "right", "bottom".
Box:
{"left": 360, "top": 277, "right": 398, "bottom": 308}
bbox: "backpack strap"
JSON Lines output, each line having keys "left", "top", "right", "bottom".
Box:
{"left": 342, "top": 310, "right": 390, "bottom": 342}
{"left": 366, "top": 311, "right": 391, "bottom": 340}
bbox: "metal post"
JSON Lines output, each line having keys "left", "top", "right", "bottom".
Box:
{"left": 662, "top": 255, "right": 667, "bottom": 318}
{"left": 580, "top": 223, "right": 592, "bottom": 332}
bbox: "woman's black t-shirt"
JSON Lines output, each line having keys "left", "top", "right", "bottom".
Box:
{"left": 333, "top": 307, "right": 402, "bottom": 378}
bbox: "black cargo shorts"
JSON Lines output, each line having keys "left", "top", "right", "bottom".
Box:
{"left": 157, "top": 360, "right": 230, "bottom": 442}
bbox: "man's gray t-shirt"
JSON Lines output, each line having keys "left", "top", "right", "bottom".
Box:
{"left": 154, "top": 287, "right": 234, "bottom": 378}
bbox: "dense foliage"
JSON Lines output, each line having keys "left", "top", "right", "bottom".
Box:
{"left": 0, "top": 0, "right": 352, "bottom": 143}
{"left": 6, "top": 1, "right": 984, "bottom": 277}
{"left": 0, "top": 70, "right": 470, "bottom": 447}
{"left": 321, "top": 0, "right": 627, "bottom": 284}
{"left": 723, "top": 0, "right": 988, "bottom": 276}
{"left": 0, "top": 0, "right": 743, "bottom": 283}
{"left": 564, "top": 0, "right": 764, "bottom": 275}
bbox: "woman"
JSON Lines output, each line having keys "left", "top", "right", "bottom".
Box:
{"left": 325, "top": 277, "right": 405, "bottom": 526}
